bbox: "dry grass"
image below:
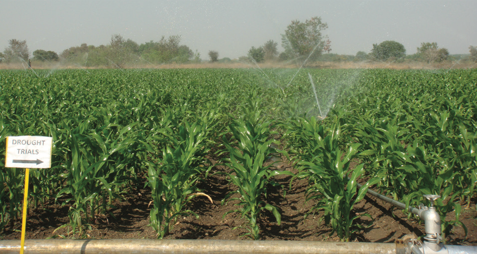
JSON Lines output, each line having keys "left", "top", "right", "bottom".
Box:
{"left": 0, "top": 61, "right": 476, "bottom": 70}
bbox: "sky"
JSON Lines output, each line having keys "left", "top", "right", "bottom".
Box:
{"left": 1, "top": 0, "right": 476, "bottom": 60}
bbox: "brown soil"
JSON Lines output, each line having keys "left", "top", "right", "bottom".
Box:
{"left": 1, "top": 157, "right": 476, "bottom": 245}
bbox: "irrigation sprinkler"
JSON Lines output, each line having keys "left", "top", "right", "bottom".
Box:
{"left": 358, "top": 183, "right": 477, "bottom": 254}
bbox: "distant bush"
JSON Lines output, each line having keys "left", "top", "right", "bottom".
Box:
{"left": 417, "top": 42, "right": 449, "bottom": 63}
{"left": 33, "top": 49, "right": 59, "bottom": 62}
{"left": 59, "top": 35, "right": 194, "bottom": 67}
{"left": 248, "top": 46, "right": 265, "bottom": 63}
{"left": 209, "top": 51, "right": 219, "bottom": 62}
{"left": 263, "top": 40, "right": 278, "bottom": 61}
{"left": 3, "top": 39, "right": 29, "bottom": 63}
{"left": 318, "top": 53, "right": 354, "bottom": 62}
{"left": 470, "top": 46, "right": 477, "bottom": 62}
{"left": 219, "top": 57, "right": 232, "bottom": 63}
{"left": 354, "top": 51, "right": 368, "bottom": 62}
{"left": 371, "top": 41, "right": 406, "bottom": 61}
{"left": 282, "top": 16, "right": 328, "bottom": 62}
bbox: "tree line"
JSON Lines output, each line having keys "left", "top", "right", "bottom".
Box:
{"left": 245, "top": 17, "right": 476, "bottom": 64}
{"left": 0, "top": 35, "right": 200, "bottom": 67}
{"left": 1, "top": 17, "right": 477, "bottom": 66}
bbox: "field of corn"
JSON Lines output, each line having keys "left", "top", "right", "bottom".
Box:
{"left": 0, "top": 68, "right": 476, "bottom": 242}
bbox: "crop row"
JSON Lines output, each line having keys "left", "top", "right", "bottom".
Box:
{"left": 1, "top": 68, "right": 476, "bottom": 241}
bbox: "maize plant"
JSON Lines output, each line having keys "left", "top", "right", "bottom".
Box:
{"left": 222, "top": 115, "right": 290, "bottom": 240}
{"left": 147, "top": 121, "right": 211, "bottom": 238}
{"left": 292, "top": 122, "right": 379, "bottom": 242}
{"left": 56, "top": 122, "right": 144, "bottom": 233}
{"left": 399, "top": 144, "right": 467, "bottom": 242}
{"left": 1, "top": 68, "right": 476, "bottom": 241}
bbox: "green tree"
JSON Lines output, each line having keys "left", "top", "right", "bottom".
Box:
{"left": 371, "top": 41, "right": 406, "bottom": 61}
{"left": 417, "top": 42, "right": 448, "bottom": 63}
{"left": 3, "top": 39, "right": 29, "bottom": 63}
{"left": 248, "top": 46, "right": 265, "bottom": 63}
{"left": 33, "top": 50, "right": 59, "bottom": 61}
{"left": 139, "top": 35, "right": 187, "bottom": 64}
{"left": 355, "top": 51, "right": 368, "bottom": 61}
{"left": 0, "top": 52, "right": 4, "bottom": 63}
{"left": 108, "top": 34, "right": 134, "bottom": 68}
{"left": 437, "top": 48, "right": 449, "bottom": 62}
{"left": 278, "top": 52, "right": 290, "bottom": 62}
{"left": 86, "top": 45, "right": 109, "bottom": 66}
{"left": 469, "top": 46, "right": 477, "bottom": 62}
{"left": 208, "top": 50, "right": 219, "bottom": 62}
{"left": 281, "top": 16, "right": 328, "bottom": 62}
{"left": 60, "top": 43, "right": 89, "bottom": 59}
{"left": 192, "top": 50, "right": 201, "bottom": 63}
{"left": 174, "top": 45, "right": 193, "bottom": 63}
{"left": 123, "top": 39, "right": 139, "bottom": 54}
{"left": 60, "top": 43, "right": 95, "bottom": 66}
{"left": 323, "top": 39, "right": 332, "bottom": 54}
{"left": 263, "top": 40, "right": 278, "bottom": 61}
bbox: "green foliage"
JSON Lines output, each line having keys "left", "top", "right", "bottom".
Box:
{"left": 469, "top": 46, "right": 477, "bottom": 62}
{"left": 107, "top": 34, "right": 134, "bottom": 68}
{"left": 147, "top": 120, "right": 211, "bottom": 238}
{"left": 0, "top": 68, "right": 475, "bottom": 241}
{"left": 60, "top": 35, "right": 194, "bottom": 66}
{"left": 192, "top": 50, "right": 201, "bottom": 63}
{"left": 318, "top": 53, "right": 354, "bottom": 62}
{"left": 222, "top": 99, "right": 291, "bottom": 239}
{"left": 33, "top": 50, "right": 59, "bottom": 62}
{"left": 222, "top": 118, "right": 286, "bottom": 239}
{"left": 248, "top": 46, "right": 265, "bottom": 63}
{"left": 208, "top": 50, "right": 219, "bottom": 62}
{"left": 139, "top": 36, "right": 193, "bottom": 64}
{"left": 60, "top": 43, "right": 90, "bottom": 65}
{"left": 263, "top": 40, "right": 278, "bottom": 61}
{"left": 281, "top": 16, "right": 328, "bottom": 62}
{"left": 278, "top": 52, "right": 290, "bottom": 62}
{"left": 355, "top": 51, "right": 368, "bottom": 61}
{"left": 3, "top": 39, "right": 29, "bottom": 63}
{"left": 289, "top": 119, "right": 379, "bottom": 241}
{"left": 371, "top": 41, "right": 406, "bottom": 61}
{"left": 417, "top": 42, "right": 449, "bottom": 63}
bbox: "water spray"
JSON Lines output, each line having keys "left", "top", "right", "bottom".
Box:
{"left": 286, "top": 42, "right": 322, "bottom": 87}
{"left": 308, "top": 73, "right": 323, "bottom": 118}
{"left": 105, "top": 57, "right": 123, "bottom": 69}
{"left": 17, "top": 56, "right": 40, "bottom": 78}
{"left": 249, "top": 59, "right": 284, "bottom": 93}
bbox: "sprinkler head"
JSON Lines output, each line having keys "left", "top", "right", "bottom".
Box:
{"left": 423, "top": 194, "right": 440, "bottom": 207}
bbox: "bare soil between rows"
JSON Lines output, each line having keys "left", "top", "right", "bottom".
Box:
{"left": 1, "top": 159, "right": 476, "bottom": 245}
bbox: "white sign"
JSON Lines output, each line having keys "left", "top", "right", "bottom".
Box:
{"left": 5, "top": 136, "right": 53, "bottom": 169}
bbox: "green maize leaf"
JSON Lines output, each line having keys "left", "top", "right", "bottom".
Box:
{"left": 263, "top": 204, "right": 281, "bottom": 225}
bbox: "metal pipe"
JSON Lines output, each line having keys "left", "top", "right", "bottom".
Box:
{"left": 410, "top": 245, "right": 423, "bottom": 254}
{"left": 0, "top": 239, "right": 401, "bottom": 254}
{"left": 413, "top": 243, "right": 477, "bottom": 254}
{"left": 445, "top": 244, "right": 477, "bottom": 254}
{"left": 359, "top": 184, "right": 477, "bottom": 254}
{"left": 357, "top": 183, "right": 420, "bottom": 216}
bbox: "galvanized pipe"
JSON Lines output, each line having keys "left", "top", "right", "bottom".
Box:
{"left": 359, "top": 184, "right": 477, "bottom": 254}
{"left": 445, "top": 244, "right": 477, "bottom": 254}
{"left": 413, "top": 243, "right": 477, "bottom": 254}
{"left": 0, "top": 239, "right": 401, "bottom": 254}
{"left": 357, "top": 183, "right": 420, "bottom": 216}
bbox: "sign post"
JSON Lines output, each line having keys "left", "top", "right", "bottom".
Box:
{"left": 5, "top": 136, "right": 52, "bottom": 254}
